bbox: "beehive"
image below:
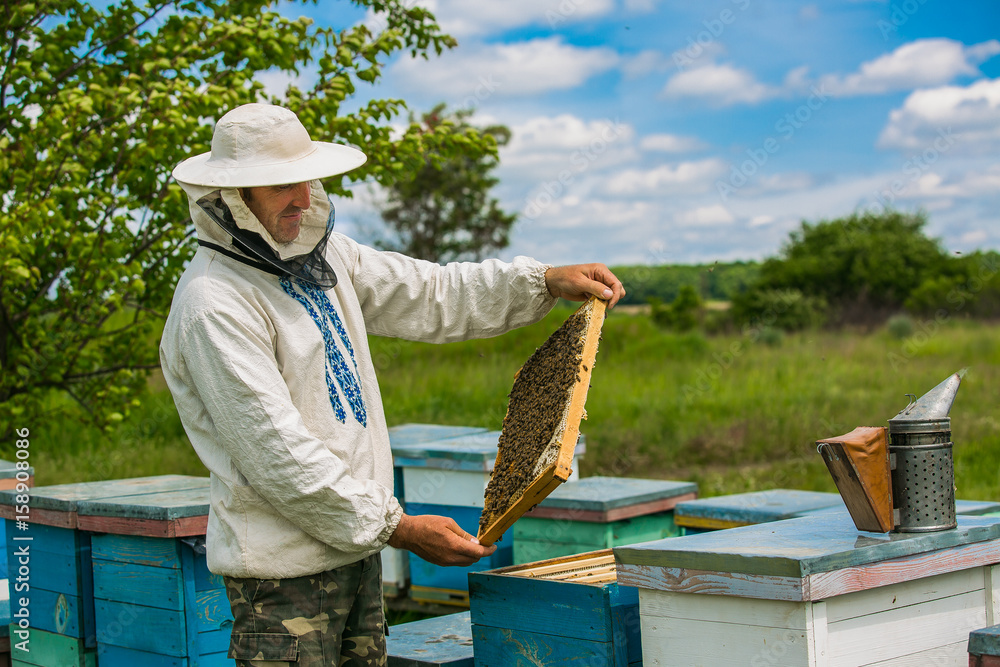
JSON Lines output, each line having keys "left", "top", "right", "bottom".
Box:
{"left": 477, "top": 297, "right": 606, "bottom": 545}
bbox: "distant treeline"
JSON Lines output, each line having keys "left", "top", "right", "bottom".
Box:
{"left": 612, "top": 210, "right": 1000, "bottom": 332}
{"left": 611, "top": 262, "right": 759, "bottom": 305}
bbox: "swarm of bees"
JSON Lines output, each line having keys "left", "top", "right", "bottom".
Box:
{"left": 478, "top": 303, "right": 593, "bottom": 537}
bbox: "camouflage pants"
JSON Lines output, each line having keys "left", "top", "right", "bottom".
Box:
{"left": 224, "top": 553, "right": 386, "bottom": 667}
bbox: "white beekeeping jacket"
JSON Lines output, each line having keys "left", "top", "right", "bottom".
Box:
{"left": 159, "top": 183, "right": 555, "bottom": 578}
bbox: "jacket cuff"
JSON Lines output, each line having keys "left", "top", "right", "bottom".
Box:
{"left": 519, "top": 256, "right": 556, "bottom": 304}
{"left": 379, "top": 496, "right": 404, "bottom": 545}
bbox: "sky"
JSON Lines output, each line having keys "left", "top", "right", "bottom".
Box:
{"left": 280, "top": 0, "right": 1000, "bottom": 267}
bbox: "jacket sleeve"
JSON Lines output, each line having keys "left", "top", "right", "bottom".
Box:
{"left": 342, "top": 238, "right": 558, "bottom": 343}
{"left": 171, "top": 296, "right": 402, "bottom": 553}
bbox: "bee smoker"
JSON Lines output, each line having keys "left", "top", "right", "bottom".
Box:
{"left": 818, "top": 370, "right": 965, "bottom": 534}
{"left": 887, "top": 370, "right": 964, "bottom": 532}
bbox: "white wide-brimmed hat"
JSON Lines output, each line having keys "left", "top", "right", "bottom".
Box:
{"left": 172, "top": 103, "right": 367, "bottom": 188}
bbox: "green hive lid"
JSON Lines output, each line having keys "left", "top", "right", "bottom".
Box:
{"left": 0, "top": 475, "right": 209, "bottom": 513}
{"left": 76, "top": 486, "right": 212, "bottom": 521}
{"left": 536, "top": 476, "right": 698, "bottom": 512}
{"left": 615, "top": 513, "right": 1000, "bottom": 578}
{"left": 674, "top": 489, "right": 843, "bottom": 525}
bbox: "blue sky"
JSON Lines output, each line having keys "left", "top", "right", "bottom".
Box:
{"left": 279, "top": 0, "right": 1000, "bottom": 267}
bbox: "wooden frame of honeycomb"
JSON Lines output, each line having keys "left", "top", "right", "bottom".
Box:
{"left": 477, "top": 296, "right": 607, "bottom": 546}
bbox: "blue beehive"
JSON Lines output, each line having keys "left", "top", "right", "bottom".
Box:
{"left": 469, "top": 550, "right": 640, "bottom": 667}
{"left": 0, "top": 475, "right": 210, "bottom": 667}
{"left": 75, "top": 485, "right": 232, "bottom": 666}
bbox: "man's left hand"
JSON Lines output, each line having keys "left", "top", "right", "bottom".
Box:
{"left": 545, "top": 263, "right": 625, "bottom": 308}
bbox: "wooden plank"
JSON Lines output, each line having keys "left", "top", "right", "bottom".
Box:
{"left": 616, "top": 563, "right": 807, "bottom": 602}
{"left": 808, "top": 601, "right": 830, "bottom": 667}
{"left": 824, "top": 566, "right": 984, "bottom": 623}
{"left": 471, "top": 623, "right": 616, "bottom": 667}
{"left": 97, "top": 643, "right": 188, "bottom": 667}
{"left": 524, "top": 492, "right": 697, "bottom": 522}
{"left": 639, "top": 614, "right": 811, "bottom": 666}
{"left": 196, "top": 627, "right": 233, "bottom": 656}
{"left": 93, "top": 559, "right": 186, "bottom": 610}
{"left": 987, "top": 564, "right": 1000, "bottom": 626}
{"left": 26, "top": 549, "right": 85, "bottom": 598}
{"left": 637, "top": 588, "right": 809, "bottom": 630}
{"left": 827, "top": 589, "right": 986, "bottom": 666}
{"left": 516, "top": 551, "right": 615, "bottom": 577}
{"left": 91, "top": 534, "right": 183, "bottom": 569}
{"left": 807, "top": 540, "right": 1000, "bottom": 600}
{"left": 0, "top": 506, "right": 75, "bottom": 529}
{"left": 853, "top": 641, "right": 964, "bottom": 666}
{"left": 75, "top": 514, "right": 208, "bottom": 538}
{"left": 95, "top": 599, "right": 187, "bottom": 657}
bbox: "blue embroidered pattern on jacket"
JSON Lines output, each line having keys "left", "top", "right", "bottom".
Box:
{"left": 281, "top": 277, "right": 367, "bottom": 426}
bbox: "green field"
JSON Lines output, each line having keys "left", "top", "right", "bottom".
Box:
{"left": 29, "top": 306, "right": 1000, "bottom": 502}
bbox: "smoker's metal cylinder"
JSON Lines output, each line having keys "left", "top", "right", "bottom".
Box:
{"left": 889, "top": 418, "right": 956, "bottom": 532}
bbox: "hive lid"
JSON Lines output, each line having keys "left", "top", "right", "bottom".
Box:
{"left": 888, "top": 369, "right": 966, "bottom": 424}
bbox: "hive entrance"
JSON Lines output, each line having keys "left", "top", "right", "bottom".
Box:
{"left": 477, "top": 297, "right": 606, "bottom": 546}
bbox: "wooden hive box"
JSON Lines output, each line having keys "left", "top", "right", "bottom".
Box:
{"left": 478, "top": 298, "right": 606, "bottom": 547}
{"left": 1, "top": 475, "right": 208, "bottom": 666}
{"left": 386, "top": 610, "right": 474, "bottom": 667}
{"left": 469, "top": 549, "right": 641, "bottom": 667}
{"left": 75, "top": 486, "right": 232, "bottom": 666}
{"left": 970, "top": 624, "right": 1000, "bottom": 667}
{"left": 396, "top": 430, "right": 585, "bottom": 605}
{"left": 616, "top": 513, "right": 1000, "bottom": 666}
{"left": 513, "top": 476, "right": 697, "bottom": 565}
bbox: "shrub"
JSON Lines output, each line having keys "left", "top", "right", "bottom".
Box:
{"left": 886, "top": 314, "right": 916, "bottom": 339}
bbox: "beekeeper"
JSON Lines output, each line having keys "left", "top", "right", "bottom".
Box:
{"left": 160, "top": 103, "right": 624, "bottom": 666}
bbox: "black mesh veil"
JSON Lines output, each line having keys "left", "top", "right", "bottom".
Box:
{"left": 195, "top": 190, "right": 338, "bottom": 289}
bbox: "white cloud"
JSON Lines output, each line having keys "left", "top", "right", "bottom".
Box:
{"left": 389, "top": 37, "right": 619, "bottom": 99}
{"left": 820, "top": 38, "right": 1000, "bottom": 97}
{"left": 622, "top": 50, "right": 675, "bottom": 79}
{"left": 639, "top": 133, "right": 707, "bottom": 153}
{"left": 662, "top": 62, "right": 778, "bottom": 105}
{"left": 675, "top": 204, "right": 735, "bottom": 226}
{"left": 379, "top": 0, "right": 615, "bottom": 38}
{"left": 879, "top": 78, "right": 1000, "bottom": 152}
{"left": 603, "top": 159, "right": 728, "bottom": 195}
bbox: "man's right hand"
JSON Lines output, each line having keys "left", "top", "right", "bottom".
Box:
{"left": 387, "top": 513, "right": 497, "bottom": 566}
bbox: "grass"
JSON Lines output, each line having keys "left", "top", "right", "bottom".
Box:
{"left": 21, "top": 308, "right": 1000, "bottom": 504}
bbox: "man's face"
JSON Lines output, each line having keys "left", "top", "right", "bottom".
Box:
{"left": 241, "top": 182, "right": 311, "bottom": 243}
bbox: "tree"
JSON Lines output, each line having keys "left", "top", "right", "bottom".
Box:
{"left": 375, "top": 104, "right": 517, "bottom": 263}
{"left": 740, "top": 210, "right": 948, "bottom": 325}
{"left": 0, "top": 0, "right": 498, "bottom": 440}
